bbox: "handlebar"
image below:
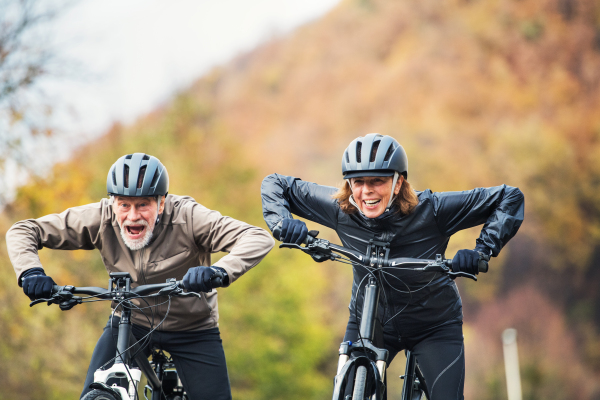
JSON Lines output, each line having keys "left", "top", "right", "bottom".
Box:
{"left": 273, "top": 224, "right": 488, "bottom": 280}
{"left": 29, "top": 269, "right": 227, "bottom": 309}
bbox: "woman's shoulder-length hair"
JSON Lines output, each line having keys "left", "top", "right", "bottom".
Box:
{"left": 331, "top": 178, "right": 419, "bottom": 216}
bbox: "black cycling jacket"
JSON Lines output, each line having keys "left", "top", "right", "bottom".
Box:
{"left": 261, "top": 174, "right": 524, "bottom": 335}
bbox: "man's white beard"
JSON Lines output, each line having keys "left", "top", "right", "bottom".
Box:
{"left": 119, "top": 219, "right": 154, "bottom": 250}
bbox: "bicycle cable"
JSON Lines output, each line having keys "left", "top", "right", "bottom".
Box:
{"left": 100, "top": 290, "right": 182, "bottom": 400}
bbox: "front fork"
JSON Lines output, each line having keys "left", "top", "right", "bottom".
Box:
{"left": 334, "top": 242, "right": 390, "bottom": 398}
{"left": 333, "top": 276, "right": 388, "bottom": 398}
{"left": 337, "top": 342, "right": 388, "bottom": 379}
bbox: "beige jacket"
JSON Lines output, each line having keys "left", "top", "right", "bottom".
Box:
{"left": 6, "top": 195, "right": 274, "bottom": 331}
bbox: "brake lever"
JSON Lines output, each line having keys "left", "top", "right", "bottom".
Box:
{"left": 156, "top": 284, "right": 182, "bottom": 296}
{"left": 280, "top": 242, "right": 337, "bottom": 263}
{"left": 422, "top": 263, "right": 449, "bottom": 273}
{"left": 30, "top": 298, "right": 52, "bottom": 307}
{"left": 447, "top": 271, "right": 478, "bottom": 281}
{"left": 420, "top": 263, "right": 478, "bottom": 281}
{"left": 279, "top": 243, "right": 304, "bottom": 250}
{"left": 177, "top": 291, "right": 203, "bottom": 299}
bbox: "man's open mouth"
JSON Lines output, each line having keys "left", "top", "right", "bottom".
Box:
{"left": 124, "top": 224, "right": 147, "bottom": 239}
{"left": 120, "top": 219, "right": 153, "bottom": 250}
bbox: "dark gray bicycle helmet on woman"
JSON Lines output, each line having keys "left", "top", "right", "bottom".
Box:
{"left": 342, "top": 133, "right": 408, "bottom": 213}
{"left": 342, "top": 133, "right": 408, "bottom": 179}
{"left": 107, "top": 153, "right": 169, "bottom": 197}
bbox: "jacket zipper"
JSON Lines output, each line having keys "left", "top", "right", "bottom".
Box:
{"left": 137, "top": 248, "right": 162, "bottom": 330}
{"left": 138, "top": 247, "right": 147, "bottom": 284}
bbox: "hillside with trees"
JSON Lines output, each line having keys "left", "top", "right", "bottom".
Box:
{"left": 1, "top": 0, "right": 600, "bottom": 398}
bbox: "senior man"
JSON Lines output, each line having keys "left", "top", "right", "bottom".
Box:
{"left": 6, "top": 153, "right": 274, "bottom": 399}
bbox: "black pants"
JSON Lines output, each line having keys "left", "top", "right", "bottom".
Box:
{"left": 344, "top": 318, "right": 465, "bottom": 400}
{"left": 81, "top": 316, "right": 232, "bottom": 400}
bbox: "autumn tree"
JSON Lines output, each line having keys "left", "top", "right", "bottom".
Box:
{"left": 0, "top": 0, "right": 73, "bottom": 205}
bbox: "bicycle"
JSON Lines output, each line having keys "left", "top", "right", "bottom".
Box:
{"left": 30, "top": 270, "right": 225, "bottom": 400}
{"left": 274, "top": 227, "right": 488, "bottom": 400}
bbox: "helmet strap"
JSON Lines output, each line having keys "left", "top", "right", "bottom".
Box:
{"left": 155, "top": 195, "right": 162, "bottom": 224}
{"left": 385, "top": 172, "right": 400, "bottom": 212}
{"left": 346, "top": 179, "right": 365, "bottom": 216}
{"left": 348, "top": 194, "right": 366, "bottom": 217}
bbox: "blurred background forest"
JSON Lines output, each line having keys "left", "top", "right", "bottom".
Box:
{"left": 2, "top": 0, "right": 600, "bottom": 398}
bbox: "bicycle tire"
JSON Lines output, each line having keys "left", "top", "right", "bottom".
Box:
{"left": 352, "top": 365, "right": 368, "bottom": 400}
{"left": 411, "top": 390, "right": 426, "bottom": 400}
{"left": 81, "top": 389, "right": 120, "bottom": 400}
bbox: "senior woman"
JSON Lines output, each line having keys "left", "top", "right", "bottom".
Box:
{"left": 260, "top": 133, "right": 524, "bottom": 399}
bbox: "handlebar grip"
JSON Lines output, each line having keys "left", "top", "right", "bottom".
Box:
{"left": 478, "top": 259, "right": 489, "bottom": 273}
{"left": 446, "top": 258, "right": 489, "bottom": 273}
{"left": 30, "top": 298, "right": 48, "bottom": 307}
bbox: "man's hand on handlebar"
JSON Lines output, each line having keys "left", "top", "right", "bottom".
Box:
{"left": 183, "top": 266, "right": 227, "bottom": 293}
{"left": 21, "top": 268, "right": 56, "bottom": 301}
{"left": 278, "top": 218, "right": 308, "bottom": 244}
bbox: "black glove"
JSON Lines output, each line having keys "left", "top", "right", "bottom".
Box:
{"left": 279, "top": 218, "right": 308, "bottom": 244}
{"left": 21, "top": 268, "right": 56, "bottom": 301}
{"left": 183, "top": 266, "right": 227, "bottom": 293}
{"left": 452, "top": 249, "right": 485, "bottom": 275}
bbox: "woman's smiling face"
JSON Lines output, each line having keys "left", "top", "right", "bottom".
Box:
{"left": 350, "top": 175, "right": 402, "bottom": 218}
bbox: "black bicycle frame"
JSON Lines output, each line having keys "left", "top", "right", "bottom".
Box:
{"left": 31, "top": 271, "right": 202, "bottom": 400}
{"left": 331, "top": 240, "right": 391, "bottom": 400}
{"left": 88, "top": 273, "right": 163, "bottom": 400}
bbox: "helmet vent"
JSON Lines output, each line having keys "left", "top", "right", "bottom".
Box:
{"left": 356, "top": 142, "right": 362, "bottom": 163}
{"left": 345, "top": 151, "right": 349, "bottom": 163}
{"left": 142, "top": 154, "right": 150, "bottom": 161}
{"left": 150, "top": 169, "right": 160, "bottom": 188}
{"left": 370, "top": 141, "right": 380, "bottom": 162}
{"left": 137, "top": 166, "right": 147, "bottom": 189}
{"left": 384, "top": 144, "right": 395, "bottom": 162}
{"left": 124, "top": 165, "right": 130, "bottom": 188}
{"left": 112, "top": 169, "right": 117, "bottom": 186}
{"left": 125, "top": 154, "right": 133, "bottom": 160}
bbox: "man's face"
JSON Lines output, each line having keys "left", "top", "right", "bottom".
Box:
{"left": 112, "top": 196, "right": 165, "bottom": 250}
{"left": 350, "top": 175, "right": 402, "bottom": 218}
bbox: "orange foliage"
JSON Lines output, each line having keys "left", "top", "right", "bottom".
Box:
{"left": 3, "top": 0, "right": 600, "bottom": 397}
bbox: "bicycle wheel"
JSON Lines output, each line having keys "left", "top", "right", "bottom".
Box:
{"left": 81, "top": 389, "right": 120, "bottom": 400}
{"left": 352, "top": 365, "right": 368, "bottom": 400}
{"left": 411, "top": 390, "right": 426, "bottom": 400}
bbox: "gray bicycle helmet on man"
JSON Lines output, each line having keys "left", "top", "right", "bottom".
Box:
{"left": 107, "top": 153, "right": 169, "bottom": 197}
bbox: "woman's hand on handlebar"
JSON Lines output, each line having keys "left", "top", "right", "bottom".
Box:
{"left": 277, "top": 218, "right": 308, "bottom": 244}
{"left": 451, "top": 249, "right": 490, "bottom": 275}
